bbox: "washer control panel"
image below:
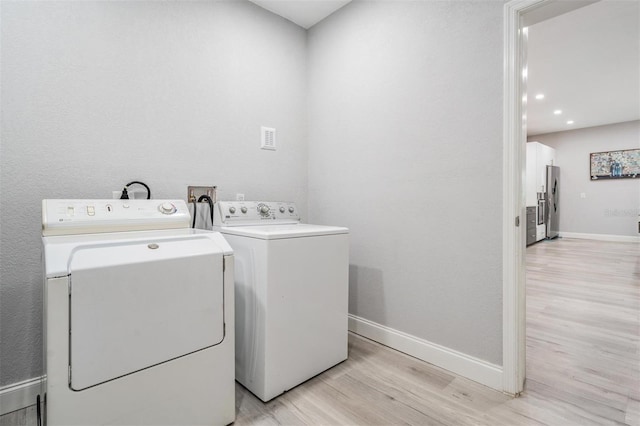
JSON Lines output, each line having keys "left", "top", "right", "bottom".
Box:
{"left": 214, "top": 201, "right": 300, "bottom": 226}
{"left": 42, "top": 199, "right": 191, "bottom": 236}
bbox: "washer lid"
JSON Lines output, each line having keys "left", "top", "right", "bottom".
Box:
{"left": 215, "top": 223, "right": 348, "bottom": 240}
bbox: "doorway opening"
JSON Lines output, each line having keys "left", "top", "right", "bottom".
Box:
{"left": 502, "top": 0, "right": 601, "bottom": 395}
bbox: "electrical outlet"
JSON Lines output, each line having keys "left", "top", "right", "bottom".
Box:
{"left": 112, "top": 190, "right": 122, "bottom": 199}
{"left": 187, "top": 186, "right": 217, "bottom": 203}
{"left": 236, "top": 193, "right": 245, "bottom": 201}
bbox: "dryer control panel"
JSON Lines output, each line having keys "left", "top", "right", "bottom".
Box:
{"left": 42, "top": 199, "right": 191, "bottom": 236}
{"left": 214, "top": 201, "right": 300, "bottom": 226}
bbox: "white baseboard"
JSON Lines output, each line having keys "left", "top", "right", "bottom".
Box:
{"left": 0, "top": 376, "right": 43, "bottom": 415}
{"left": 560, "top": 232, "right": 640, "bottom": 243}
{"left": 348, "top": 314, "right": 503, "bottom": 391}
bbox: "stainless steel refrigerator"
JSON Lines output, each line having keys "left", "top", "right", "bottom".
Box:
{"left": 546, "top": 165, "right": 560, "bottom": 239}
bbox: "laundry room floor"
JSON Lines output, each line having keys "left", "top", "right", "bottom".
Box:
{"left": 235, "top": 332, "right": 512, "bottom": 425}
{"left": 2, "top": 239, "right": 638, "bottom": 426}
{"left": 235, "top": 238, "right": 639, "bottom": 426}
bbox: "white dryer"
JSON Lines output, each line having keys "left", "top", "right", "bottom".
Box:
{"left": 41, "top": 199, "right": 235, "bottom": 426}
{"left": 213, "top": 201, "right": 349, "bottom": 402}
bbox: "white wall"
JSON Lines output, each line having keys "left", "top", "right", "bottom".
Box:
{"left": 0, "top": 0, "right": 307, "bottom": 387}
{"left": 529, "top": 120, "right": 640, "bottom": 237}
{"left": 307, "top": 1, "right": 504, "bottom": 365}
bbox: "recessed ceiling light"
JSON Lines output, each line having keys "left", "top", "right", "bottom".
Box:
{"left": 567, "top": 120, "right": 574, "bottom": 125}
{"left": 554, "top": 110, "right": 562, "bottom": 115}
{"left": 535, "top": 94, "right": 545, "bottom": 100}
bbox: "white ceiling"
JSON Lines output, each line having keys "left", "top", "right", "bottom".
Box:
{"left": 249, "top": 0, "right": 352, "bottom": 29}
{"left": 526, "top": 1, "right": 640, "bottom": 136}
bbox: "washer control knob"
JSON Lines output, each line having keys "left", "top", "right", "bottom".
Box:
{"left": 279, "top": 207, "right": 285, "bottom": 213}
{"left": 229, "top": 206, "right": 237, "bottom": 214}
{"left": 258, "top": 204, "right": 270, "bottom": 217}
{"left": 159, "top": 202, "right": 176, "bottom": 215}
{"left": 241, "top": 206, "right": 248, "bottom": 214}
{"left": 288, "top": 206, "right": 295, "bottom": 213}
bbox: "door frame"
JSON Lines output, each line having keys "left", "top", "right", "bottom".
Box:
{"left": 502, "top": 0, "right": 597, "bottom": 395}
{"left": 501, "top": 0, "right": 547, "bottom": 396}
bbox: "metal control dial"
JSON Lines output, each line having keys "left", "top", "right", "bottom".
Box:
{"left": 257, "top": 203, "right": 270, "bottom": 217}
{"left": 241, "top": 207, "right": 248, "bottom": 214}
{"left": 279, "top": 207, "right": 285, "bottom": 213}
{"left": 229, "top": 206, "right": 236, "bottom": 214}
{"left": 288, "top": 206, "right": 295, "bottom": 213}
{"left": 158, "top": 202, "right": 177, "bottom": 215}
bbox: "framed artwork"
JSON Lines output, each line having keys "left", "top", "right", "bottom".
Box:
{"left": 590, "top": 149, "right": 640, "bottom": 180}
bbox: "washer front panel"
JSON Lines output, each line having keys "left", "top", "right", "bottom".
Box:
{"left": 213, "top": 201, "right": 300, "bottom": 226}
{"left": 223, "top": 231, "right": 349, "bottom": 401}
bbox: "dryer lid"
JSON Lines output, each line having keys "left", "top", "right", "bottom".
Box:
{"left": 43, "top": 228, "right": 232, "bottom": 278}
{"left": 68, "top": 237, "right": 225, "bottom": 391}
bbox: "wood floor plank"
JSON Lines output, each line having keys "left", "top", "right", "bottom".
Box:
{"left": 627, "top": 399, "right": 640, "bottom": 426}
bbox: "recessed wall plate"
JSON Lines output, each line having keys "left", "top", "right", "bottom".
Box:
{"left": 187, "top": 186, "right": 217, "bottom": 203}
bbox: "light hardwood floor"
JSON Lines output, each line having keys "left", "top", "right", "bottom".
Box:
{"left": 2, "top": 238, "right": 638, "bottom": 425}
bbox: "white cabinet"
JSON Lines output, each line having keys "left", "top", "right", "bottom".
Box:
{"left": 526, "top": 141, "right": 556, "bottom": 201}
{"left": 538, "top": 143, "right": 555, "bottom": 191}
{"left": 526, "top": 143, "right": 538, "bottom": 207}
{"left": 526, "top": 141, "right": 556, "bottom": 242}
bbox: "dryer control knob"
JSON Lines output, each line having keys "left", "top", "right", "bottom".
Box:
{"left": 288, "top": 206, "right": 295, "bottom": 213}
{"left": 279, "top": 207, "right": 285, "bottom": 213}
{"left": 229, "top": 206, "right": 237, "bottom": 214}
{"left": 241, "top": 207, "right": 248, "bottom": 214}
{"left": 159, "top": 202, "right": 176, "bottom": 215}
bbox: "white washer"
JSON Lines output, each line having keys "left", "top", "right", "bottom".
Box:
{"left": 213, "top": 201, "right": 349, "bottom": 402}
{"left": 41, "top": 199, "right": 235, "bottom": 426}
